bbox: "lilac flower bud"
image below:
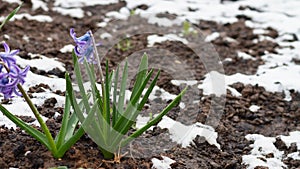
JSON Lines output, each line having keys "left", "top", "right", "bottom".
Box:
{"left": 70, "top": 28, "right": 100, "bottom": 64}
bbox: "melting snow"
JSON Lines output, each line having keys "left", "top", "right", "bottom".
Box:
{"left": 52, "top": 7, "right": 84, "bottom": 18}
{"left": 205, "top": 32, "right": 220, "bottom": 42}
{"left": 2, "top": 13, "right": 53, "bottom": 22}
{"left": 136, "top": 115, "right": 220, "bottom": 149}
{"left": 243, "top": 134, "right": 286, "bottom": 169}
{"left": 59, "top": 44, "right": 74, "bottom": 53}
{"left": 243, "top": 132, "right": 300, "bottom": 168}
{"left": 171, "top": 80, "right": 198, "bottom": 86}
{"left": 237, "top": 52, "right": 256, "bottom": 60}
{"left": 151, "top": 156, "right": 176, "bottom": 169}
{"left": 54, "top": 0, "right": 119, "bottom": 8}
{"left": 32, "top": 0, "right": 49, "bottom": 11}
{"left": 147, "top": 34, "right": 188, "bottom": 47}
{"left": 249, "top": 105, "right": 260, "bottom": 112}
{"left": 16, "top": 53, "right": 65, "bottom": 72}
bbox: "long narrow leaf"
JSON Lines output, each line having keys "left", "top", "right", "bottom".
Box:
{"left": 111, "top": 69, "right": 154, "bottom": 147}
{"left": 72, "top": 51, "right": 90, "bottom": 113}
{"left": 83, "top": 60, "right": 97, "bottom": 102}
{"left": 103, "top": 61, "right": 111, "bottom": 145}
{"left": 63, "top": 112, "right": 79, "bottom": 140}
{"left": 116, "top": 61, "right": 128, "bottom": 123}
{"left": 0, "top": 104, "right": 50, "bottom": 149}
{"left": 55, "top": 93, "right": 71, "bottom": 148}
{"left": 121, "top": 87, "right": 187, "bottom": 146}
{"left": 138, "top": 70, "right": 160, "bottom": 111}
{"left": 57, "top": 126, "right": 85, "bottom": 156}
{"left": 130, "top": 53, "right": 148, "bottom": 100}
{"left": 0, "top": 3, "right": 22, "bottom": 30}
{"left": 81, "top": 99, "right": 106, "bottom": 145}
{"left": 65, "top": 73, "right": 85, "bottom": 122}
{"left": 112, "top": 66, "right": 119, "bottom": 126}
{"left": 113, "top": 69, "right": 154, "bottom": 133}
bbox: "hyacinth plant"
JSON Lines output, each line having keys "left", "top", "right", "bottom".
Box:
{"left": 67, "top": 29, "right": 187, "bottom": 160}
{"left": 0, "top": 5, "right": 85, "bottom": 158}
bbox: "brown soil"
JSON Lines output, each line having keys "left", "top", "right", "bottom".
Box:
{"left": 1, "top": 1, "right": 300, "bottom": 169}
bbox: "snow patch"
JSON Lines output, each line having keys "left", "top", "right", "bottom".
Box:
{"left": 249, "top": 105, "right": 260, "bottom": 112}
{"left": 32, "top": 0, "right": 49, "bottom": 11}
{"left": 151, "top": 156, "right": 176, "bottom": 169}
{"left": 52, "top": 7, "right": 84, "bottom": 18}
{"left": 280, "top": 131, "right": 300, "bottom": 149}
{"left": 60, "top": 44, "right": 74, "bottom": 53}
{"left": 205, "top": 32, "right": 220, "bottom": 42}
{"left": 158, "top": 116, "right": 220, "bottom": 149}
{"left": 147, "top": 34, "right": 188, "bottom": 47}
{"left": 242, "top": 134, "right": 286, "bottom": 169}
{"left": 237, "top": 52, "right": 256, "bottom": 60}
{"left": 171, "top": 80, "right": 198, "bottom": 86}
{"left": 135, "top": 115, "right": 221, "bottom": 149}
{"left": 54, "top": 0, "right": 119, "bottom": 8}
{"left": 16, "top": 53, "right": 65, "bottom": 72}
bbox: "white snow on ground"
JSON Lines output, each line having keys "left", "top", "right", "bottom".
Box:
{"left": 52, "top": 7, "right": 84, "bottom": 18}
{"left": 59, "top": 44, "right": 74, "bottom": 53}
{"left": 106, "top": 7, "right": 131, "bottom": 20}
{"left": 205, "top": 32, "right": 220, "bottom": 42}
{"left": 237, "top": 52, "right": 256, "bottom": 60}
{"left": 243, "top": 134, "right": 286, "bottom": 169}
{"left": 1, "top": 0, "right": 300, "bottom": 168}
{"left": 0, "top": 13, "right": 53, "bottom": 22}
{"left": 54, "top": 0, "right": 119, "bottom": 8}
{"left": 16, "top": 53, "right": 65, "bottom": 72}
{"left": 243, "top": 132, "right": 300, "bottom": 169}
{"left": 280, "top": 131, "right": 300, "bottom": 149}
{"left": 171, "top": 80, "right": 198, "bottom": 86}
{"left": 151, "top": 156, "right": 176, "bottom": 169}
{"left": 2, "top": 0, "right": 22, "bottom": 4}
{"left": 249, "top": 105, "right": 260, "bottom": 112}
{"left": 31, "top": 0, "right": 49, "bottom": 11}
{"left": 136, "top": 115, "right": 220, "bottom": 149}
{"left": 147, "top": 34, "right": 188, "bottom": 47}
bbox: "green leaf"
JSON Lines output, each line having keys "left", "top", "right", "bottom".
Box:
{"left": 116, "top": 61, "right": 128, "bottom": 122}
{"left": 137, "top": 70, "right": 160, "bottom": 111}
{"left": 103, "top": 61, "right": 111, "bottom": 144}
{"left": 121, "top": 86, "right": 188, "bottom": 146}
{"left": 130, "top": 53, "right": 148, "bottom": 100}
{"left": 55, "top": 93, "right": 71, "bottom": 148}
{"left": 65, "top": 72, "right": 85, "bottom": 122}
{"left": 114, "top": 69, "right": 154, "bottom": 134}
{"left": 63, "top": 111, "right": 79, "bottom": 141}
{"left": 0, "top": 104, "right": 50, "bottom": 149}
{"left": 57, "top": 126, "right": 84, "bottom": 157}
{"left": 0, "top": 3, "right": 22, "bottom": 30}
{"left": 83, "top": 60, "right": 98, "bottom": 102}
{"left": 72, "top": 51, "right": 90, "bottom": 113}
{"left": 81, "top": 98, "right": 106, "bottom": 146}
{"left": 112, "top": 66, "right": 119, "bottom": 126}
{"left": 111, "top": 69, "right": 154, "bottom": 147}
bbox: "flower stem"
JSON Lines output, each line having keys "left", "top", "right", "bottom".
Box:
{"left": 17, "top": 84, "right": 58, "bottom": 156}
{"left": 89, "top": 30, "right": 104, "bottom": 84}
{"left": 89, "top": 30, "right": 109, "bottom": 145}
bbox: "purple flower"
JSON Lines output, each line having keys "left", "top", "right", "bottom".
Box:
{"left": 0, "top": 65, "right": 30, "bottom": 99}
{"left": 0, "top": 43, "right": 30, "bottom": 99}
{"left": 70, "top": 28, "right": 100, "bottom": 63}
{"left": 0, "top": 42, "right": 18, "bottom": 68}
